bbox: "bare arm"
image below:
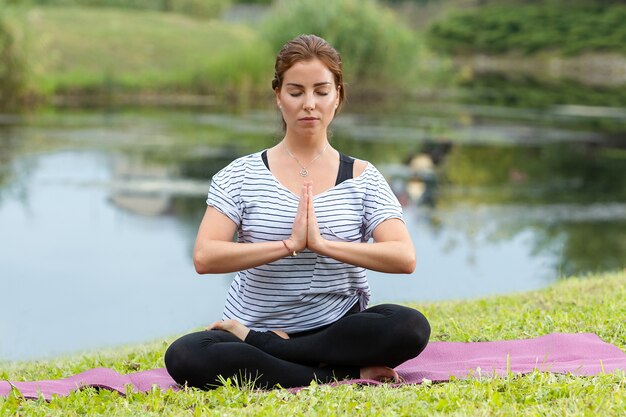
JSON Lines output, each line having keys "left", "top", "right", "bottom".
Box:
{"left": 193, "top": 185, "right": 309, "bottom": 274}
{"left": 305, "top": 183, "right": 416, "bottom": 274}
{"left": 194, "top": 178, "right": 414, "bottom": 274}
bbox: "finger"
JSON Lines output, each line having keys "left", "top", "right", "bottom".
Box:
{"left": 307, "top": 185, "right": 320, "bottom": 236}
{"left": 297, "top": 183, "right": 308, "bottom": 215}
{"left": 298, "top": 186, "right": 309, "bottom": 225}
{"left": 289, "top": 184, "right": 309, "bottom": 251}
{"left": 307, "top": 183, "right": 316, "bottom": 219}
{"left": 206, "top": 321, "right": 222, "bottom": 331}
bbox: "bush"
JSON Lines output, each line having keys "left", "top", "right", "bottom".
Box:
{"left": 261, "top": 0, "right": 417, "bottom": 90}
{"left": 427, "top": 5, "right": 626, "bottom": 56}
{"left": 190, "top": 37, "right": 273, "bottom": 97}
{"left": 0, "top": 4, "right": 30, "bottom": 110}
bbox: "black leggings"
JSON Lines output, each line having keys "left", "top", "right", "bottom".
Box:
{"left": 164, "top": 304, "right": 430, "bottom": 389}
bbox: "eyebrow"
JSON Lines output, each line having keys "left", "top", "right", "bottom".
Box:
{"left": 285, "top": 82, "right": 332, "bottom": 88}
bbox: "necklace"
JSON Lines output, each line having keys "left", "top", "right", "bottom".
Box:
{"left": 284, "top": 142, "right": 329, "bottom": 177}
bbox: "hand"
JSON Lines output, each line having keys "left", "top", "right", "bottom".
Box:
{"left": 287, "top": 183, "right": 309, "bottom": 253}
{"left": 305, "top": 182, "right": 327, "bottom": 253}
{"left": 206, "top": 319, "right": 250, "bottom": 341}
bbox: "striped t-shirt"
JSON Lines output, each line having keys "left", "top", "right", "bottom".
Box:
{"left": 206, "top": 151, "right": 404, "bottom": 333}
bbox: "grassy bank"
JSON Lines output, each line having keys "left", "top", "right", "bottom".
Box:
{"left": 4, "top": 2, "right": 452, "bottom": 108}
{"left": 1, "top": 271, "right": 624, "bottom": 416}
{"left": 24, "top": 6, "right": 273, "bottom": 100}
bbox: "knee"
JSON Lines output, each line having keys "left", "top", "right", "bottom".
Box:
{"left": 403, "top": 308, "right": 431, "bottom": 355}
{"left": 388, "top": 305, "right": 431, "bottom": 358}
{"left": 164, "top": 331, "right": 223, "bottom": 388}
{"left": 164, "top": 336, "right": 194, "bottom": 386}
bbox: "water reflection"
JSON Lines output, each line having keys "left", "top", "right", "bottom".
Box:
{"left": 0, "top": 108, "right": 624, "bottom": 361}
{"left": 0, "top": 151, "right": 229, "bottom": 362}
{"left": 460, "top": 73, "right": 626, "bottom": 110}
{"left": 387, "top": 140, "right": 452, "bottom": 207}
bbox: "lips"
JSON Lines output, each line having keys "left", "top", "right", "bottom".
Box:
{"left": 299, "top": 117, "right": 319, "bottom": 121}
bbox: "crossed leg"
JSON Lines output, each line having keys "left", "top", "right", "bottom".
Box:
{"left": 164, "top": 304, "right": 430, "bottom": 389}
{"left": 164, "top": 330, "right": 357, "bottom": 389}
{"left": 244, "top": 304, "right": 430, "bottom": 368}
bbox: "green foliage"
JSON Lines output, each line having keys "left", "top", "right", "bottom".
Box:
{"left": 427, "top": 5, "right": 626, "bottom": 55}
{"left": 443, "top": 143, "right": 626, "bottom": 202}
{"left": 3, "top": 1, "right": 452, "bottom": 107}
{"left": 384, "top": 0, "right": 438, "bottom": 3}
{"left": 262, "top": 0, "right": 418, "bottom": 89}
{"left": 28, "top": 0, "right": 232, "bottom": 19}
{"left": 27, "top": 7, "right": 272, "bottom": 100}
{"left": 460, "top": 74, "right": 626, "bottom": 108}
{"left": 188, "top": 39, "right": 273, "bottom": 99}
{"left": 231, "top": 0, "right": 272, "bottom": 4}
{"left": 167, "top": 0, "right": 232, "bottom": 19}
{"left": 0, "top": 3, "right": 30, "bottom": 110}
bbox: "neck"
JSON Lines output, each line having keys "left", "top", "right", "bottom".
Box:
{"left": 282, "top": 132, "right": 329, "bottom": 156}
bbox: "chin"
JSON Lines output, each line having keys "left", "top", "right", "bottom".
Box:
{"left": 295, "top": 126, "right": 324, "bottom": 134}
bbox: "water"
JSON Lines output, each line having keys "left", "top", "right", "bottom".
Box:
{"left": 1, "top": 107, "right": 624, "bottom": 362}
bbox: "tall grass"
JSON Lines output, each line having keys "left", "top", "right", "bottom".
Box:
{"left": 0, "top": 2, "right": 31, "bottom": 109}
{"left": 25, "top": 6, "right": 273, "bottom": 101}
{"left": 3, "top": 2, "right": 455, "bottom": 108}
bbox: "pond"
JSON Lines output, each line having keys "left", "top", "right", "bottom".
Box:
{"left": 1, "top": 105, "right": 625, "bottom": 362}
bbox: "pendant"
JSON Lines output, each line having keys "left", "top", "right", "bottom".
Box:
{"left": 300, "top": 168, "right": 309, "bottom": 177}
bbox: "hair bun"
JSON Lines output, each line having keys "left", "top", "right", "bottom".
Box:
{"left": 272, "top": 73, "right": 280, "bottom": 90}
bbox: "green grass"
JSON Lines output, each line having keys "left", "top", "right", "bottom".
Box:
{"left": 24, "top": 6, "right": 273, "bottom": 96}
{"left": 1, "top": 271, "right": 625, "bottom": 416}
{"left": 13, "top": 4, "right": 452, "bottom": 105}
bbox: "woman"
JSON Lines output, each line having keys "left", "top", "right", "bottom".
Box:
{"left": 164, "top": 34, "right": 430, "bottom": 389}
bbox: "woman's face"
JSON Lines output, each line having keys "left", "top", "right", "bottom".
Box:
{"left": 276, "top": 58, "right": 340, "bottom": 137}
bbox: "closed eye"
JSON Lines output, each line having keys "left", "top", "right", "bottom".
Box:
{"left": 287, "top": 88, "right": 330, "bottom": 97}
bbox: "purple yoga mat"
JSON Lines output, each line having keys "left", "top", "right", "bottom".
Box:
{"left": 2, "top": 333, "right": 625, "bottom": 400}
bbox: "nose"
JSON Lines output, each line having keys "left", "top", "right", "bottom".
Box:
{"left": 303, "top": 92, "right": 315, "bottom": 111}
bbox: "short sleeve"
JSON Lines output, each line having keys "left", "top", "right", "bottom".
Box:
{"left": 362, "top": 164, "right": 404, "bottom": 241}
{"left": 206, "top": 162, "right": 244, "bottom": 226}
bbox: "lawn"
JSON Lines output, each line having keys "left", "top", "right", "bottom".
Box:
{"left": 1, "top": 270, "right": 625, "bottom": 416}
{"left": 23, "top": 6, "right": 273, "bottom": 96}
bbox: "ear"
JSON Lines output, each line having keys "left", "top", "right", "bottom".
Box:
{"left": 275, "top": 88, "right": 282, "bottom": 109}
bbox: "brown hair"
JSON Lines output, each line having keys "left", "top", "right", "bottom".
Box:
{"left": 272, "top": 34, "right": 346, "bottom": 117}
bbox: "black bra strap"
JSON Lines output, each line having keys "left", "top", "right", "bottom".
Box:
{"left": 262, "top": 150, "right": 269, "bottom": 170}
{"left": 261, "top": 150, "right": 354, "bottom": 185}
{"left": 335, "top": 153, "right": 354, "bottom": 185}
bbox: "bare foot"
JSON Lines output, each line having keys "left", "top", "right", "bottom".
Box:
{"left": 360, "top": 365, "right": 400, "bottom": 383}
{"left": 206, "top": 319, "right": 250, "bottom": 341}
{"left": 271, "top": 330, "right": 290, "bottom": 339}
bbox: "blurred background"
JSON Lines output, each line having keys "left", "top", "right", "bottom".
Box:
{"left": 1, "top": 0, "right": 625, "bottom": 362}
